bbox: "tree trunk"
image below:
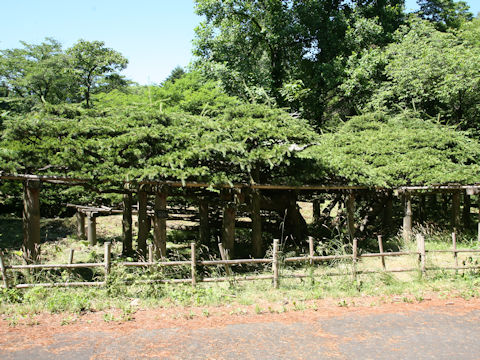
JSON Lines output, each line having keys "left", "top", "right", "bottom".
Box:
{"left": 22, "top": 180, "right": 41, "bottom": 264}
{"left": 122, "top": 192, "right": 133, "bottom": 256}
{"left": 153, "top": 191, "right": 167, "bottom": 258}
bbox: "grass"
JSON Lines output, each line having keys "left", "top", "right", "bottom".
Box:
{"left": 1, "top": 214, "right": 480, "bottom": 319}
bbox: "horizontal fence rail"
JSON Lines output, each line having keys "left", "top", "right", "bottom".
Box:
{"left": 1, "top": 233, "right": 479, "bottom": 289}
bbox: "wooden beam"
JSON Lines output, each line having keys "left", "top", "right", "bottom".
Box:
{"left": 22, "top": 180, "right": 41, "bottom": 263}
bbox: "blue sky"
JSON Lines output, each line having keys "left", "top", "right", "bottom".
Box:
{"left": 1, "top": 0, "right": 478, "bottom": 85}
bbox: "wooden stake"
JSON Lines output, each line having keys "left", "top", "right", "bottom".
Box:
{"left": 191, "top": 242, "right": 196, "bottom": 287}
{"left": 273, "top": 239, "right": 279, "bottom": 289}
{"left": 308, "top": 236, "right": 314, "bottom": 266}
{"left": 452, "top": 232, "right": 458, "bottom": 274}
{"left": 218, "top": 242, "right": 232, "bottom": 276}
{"left": 76, "top": 212, "right": 86, "bottom": 239}
{"left": 416, "top": 234, "right": 426, "bottom": 276}
{"left": 0, "top": 252, "right": 9, "bottom": 289}
{"left": 377, "top": 235, "right": 386, "bottom": 271}
{"left": 87, "top": 214, "right": 97, "bottom": 246}
{"left": 104, "top": 242, "right": 111, "bottom": 280}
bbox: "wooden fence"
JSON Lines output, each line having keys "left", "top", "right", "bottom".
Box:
{"left": 1, "top": 234, "right": 480, "bottom": 289}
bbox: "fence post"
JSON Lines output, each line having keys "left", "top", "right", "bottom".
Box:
{"left": 273, "top": 239, "right": 279, "bottom": 289}
{"left": 0, "top": 251, "right": 9, "bottom": 289}
{"left": 218, "top": 242, "right": 232, "bottom": 276}
{"left": 452, "top": 232, "right": 458, "bottom": 274}
{"left": 308, "top": 236, "right": 314, "bottom": 266}
{"left": 191, "top": 242, "right": 197, "bottom": 287}
{"left": 416, "top": 234, "right": 426, "bottom": 276}
{"left": 104, "top": 242, "right": 111, "bottom": 282}
{"left": 68, "top": 249, "right": 75, "bottom": 264}
{"left": 352, "top": 238, "right": 358, "bottom": 281}
{"left": 377, "top": 235, "right": 386, "bottom": 271}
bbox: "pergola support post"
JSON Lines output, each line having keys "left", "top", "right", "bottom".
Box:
{"left": 122, "top": 192, "right": 133, "bottom": 256}
{"left": 76, "top": 211, "right": 86, "bottom": 239}
{"left": 452, "top": 190, "right": 461, "bottom": 231}
{"left": 251, "top": 189, "right": 263, "bottom": 258}
{"left": 346, "top": 192, "right": 355, "bottom": 242}
{"left": 403, "top": 192, "right": 412, "bottom": 242}
{"left": 23, "top": 180, "right": 41, "bottom": 263}
{"left": 153, "top": 190, "right": 167, "bottom": 259}
{"left": 137, "top": 187, "right": 149, "bottom": 259}
{"left": 199, "top": 198, "right": 210, "bottom": 244}
{"left": 87, "top": 213, "right": 97, "bottom": 246}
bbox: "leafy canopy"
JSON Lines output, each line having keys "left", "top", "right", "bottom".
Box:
{"left": 301, "top": 111, "right": 480, "bottom": 187}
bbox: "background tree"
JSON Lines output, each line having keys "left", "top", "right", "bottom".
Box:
{"left": 193, "top": 0, "right": 406, "bottom": 128}
{"left": 0, "top": 38, "right": 73, "bottom": 107}
{"left": 67, "top": 40, "right": 128, "bottom": 108}
{"left": 417, "top": 0, "right": 473, "bottom": 31}
{"left": 341, "top": 18, "right": 480, "bottom": 131}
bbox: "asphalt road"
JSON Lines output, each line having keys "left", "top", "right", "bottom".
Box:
{"left": 2, "top": 304, "right": 480, "bottom": 359}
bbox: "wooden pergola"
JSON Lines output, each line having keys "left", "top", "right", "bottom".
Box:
{"left": 2, "top": 173, "right": 480, "bottom": 263}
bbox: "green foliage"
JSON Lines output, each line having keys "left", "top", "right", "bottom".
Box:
{"left": 193, "top": 0, "right": 405, "bottom": 126}
{"left": 0, "top": 100, "right": 320, "bottom": 186}
{"left": 342, "top": 18, "right": 480, "bottom": 131}
{"left": 418, "top": 0, "right": 473, "bottom": 31}
{"left": 302, "top": 111, "right": 480, "bottom": 186}
{"left": 67, "top": 39, "right": 128, "bottom": 108}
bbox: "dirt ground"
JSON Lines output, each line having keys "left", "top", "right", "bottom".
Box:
{"left": 2, "top": 294, "right": 480, "bottom": 359}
